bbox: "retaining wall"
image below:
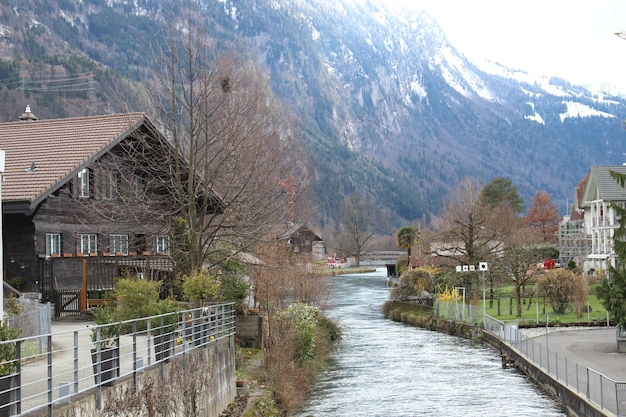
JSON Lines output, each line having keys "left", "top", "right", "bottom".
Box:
{"left": 236, "top": 314, "right": 262, "bottom": 349}
{"left": 29, "top": 338, "right": 236, "bottom": 417}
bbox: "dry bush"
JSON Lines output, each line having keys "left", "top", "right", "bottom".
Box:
{"left": 93, "top": 354, "right": 213, "bottom": 417}
{"left": 263, "top": 313, "right": 309, "bottom": 414}
{"left": 538, "top": 269, "right": 587, "bottom": 317}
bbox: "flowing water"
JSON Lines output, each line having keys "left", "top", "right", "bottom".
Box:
{"left": 295, "top": 268, "right": 567, "bottom": 417}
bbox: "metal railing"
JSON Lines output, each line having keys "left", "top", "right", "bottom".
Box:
{"left": 512, "top": 330, "right": 626, "bottom": 416}
{"left": 0, "top": 302, "right": 236, "bottom": 417}
{"left": 434, "top": 300, "right": 482, "bottom": 324}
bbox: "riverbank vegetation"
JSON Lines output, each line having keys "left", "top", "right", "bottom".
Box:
{"left": 225, "top": 242, "right": 343, "bottom": 416}
{"left": 383, "top": 264, "right": 609, "bottom": 328}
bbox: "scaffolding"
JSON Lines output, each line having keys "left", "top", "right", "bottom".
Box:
{"left": 558, "top": 218, "right": 589, "bottom": 269}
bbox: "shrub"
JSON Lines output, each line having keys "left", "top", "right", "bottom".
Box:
{"left": 91, "top": 305, "right": 120, "bottom": 349}
{"left": 538, "top": 269, "right": 587, "bottom": 316}
{"left": 277, "top": 303, "right": 319, "bottom": 364}
{"left": 391, "top": 268, "right": 433, "bottom": 301}
{"left": 182, "top": 269, "right": 221, "bottom": 307}
{"left": 108, "top": 277, "right": 161, "bottom": 320}
{"left": 0, "top": 322, "right": 20, "bottom": 376}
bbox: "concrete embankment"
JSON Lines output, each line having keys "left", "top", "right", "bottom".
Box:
{"left": 37, "top": 338, "right": 236, "bottom": 417}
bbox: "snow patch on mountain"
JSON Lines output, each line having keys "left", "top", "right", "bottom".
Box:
{"left": 435, "top": 47, "right": 494, "bottom": 101}
{"left": 525, "top": 102, "right": 545, "bottom": 125}
{"left": 559, "top": 101, "right": 616, "bottom": 122}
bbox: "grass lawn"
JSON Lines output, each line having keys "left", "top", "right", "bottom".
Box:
{"left": 479, "top": 284, "right": 609, "bottom": 326}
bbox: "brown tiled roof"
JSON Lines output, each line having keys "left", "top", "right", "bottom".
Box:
{"left": 0, "top": 112, "right": 149, "bottom": 209}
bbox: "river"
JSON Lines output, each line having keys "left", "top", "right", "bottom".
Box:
{"left": 295, "top": 268, "right": 567, "bottom": 417}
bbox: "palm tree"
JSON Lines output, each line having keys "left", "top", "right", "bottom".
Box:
{"left": 396, "top": 226, "right": 419, "bottom": 269}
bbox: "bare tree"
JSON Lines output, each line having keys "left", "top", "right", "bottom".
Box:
{"left": 334, "top": 194, "right": 386, "bottom": 267}
{"left": 432, "top": 177, "right": 503, "bottom": 264}
{"left": 138, "top": 7, "right": 301, "bottom": 274}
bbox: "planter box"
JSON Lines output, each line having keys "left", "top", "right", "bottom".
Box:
{"left": 0, "top": 374, "right": 18, "bottom": 417}
{"left": 91, "top": 347, "right": 120, "bottom": 386}
{"left": 154, "top": 333, "right": 175, "bottom": 362}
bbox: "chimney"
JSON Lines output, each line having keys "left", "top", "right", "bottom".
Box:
{"left": 19, "top": 105, "right": 37, "bottom": 121}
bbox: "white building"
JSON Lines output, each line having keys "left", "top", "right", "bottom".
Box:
{"left": 574, "top": 165, "right": 626, "bottom": 274}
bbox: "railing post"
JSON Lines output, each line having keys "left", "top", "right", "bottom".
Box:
{"left": 600, "top": 373, "right": 604, "bottom": 409}
{"left": 95, "top": 326, "right": 102, "bottom": 410}
{"left": 132, "top": 321, "right": 138, "bottom": 388}
{"left": 47, "top": 335, "right": 52, "bottom": 416}
{"left": 555, "top": 352, "right": 558, "bottom": 380}
{"left": 147, "top": 318, "right": 152, "bottom": 366}
{"left": 74, "top": 331, "right": 79, "bottom": 394}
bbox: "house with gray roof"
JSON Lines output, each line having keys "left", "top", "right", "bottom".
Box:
{"left": 0, "top": 109, "right": 205, "bottom": 315}
{"left": 578, "top": 165, "right": 626, "bottom": 273}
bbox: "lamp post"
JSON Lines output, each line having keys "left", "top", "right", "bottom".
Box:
{"left": 479, "top": 262, "right": 488, "bottom": 322}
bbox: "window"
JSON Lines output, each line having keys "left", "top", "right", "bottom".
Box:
{"left": 45, "top": 233, "right": 61, "bottom": 256}
{"left": 78, "top": 233, "right": 98, "bottom": 255}
{"left": 134, "top": 234, "right": 147, "bottom": 254}
{"left": 156, "top": 235, "right": 170, "bottom": 254}
{"left": 110, "top": 234, "right": 129, "bottom": 255}
{"left": 77, "top": 168, "right": 91, "bottom": 198}
{"left": 101, "top": 171, "right": 118, "bottom": 200}
{"left": 134, "top": 175, "right": 145, "bottom": 200}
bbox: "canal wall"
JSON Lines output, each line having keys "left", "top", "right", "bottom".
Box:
{"left": 42, "top": 338, "right": 236, "bottom": 417}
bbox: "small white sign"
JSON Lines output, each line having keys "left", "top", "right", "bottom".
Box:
{"left": 456, "top": 265, "right": 462, "bottom": 272}
{"left": 0, "top": 150, "right": 5, "bottom": 173}
{"left": 462, "top": 265, "right": 469, "bottom": 272}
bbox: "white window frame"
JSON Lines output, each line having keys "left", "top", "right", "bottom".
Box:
{"left": 77, "top": 168, "right": 90, "bottom": 198}
{"left": 156, "top": 235, "right": 170, "bottom": 254}
{"left": 78, "top": 233, "right": 98, "bottom": 255}
{"left": 110, "top": 234, "right": 129, "bottom": 256}
{"left": 45, "top": 233, "right": 61, "bottom": 256}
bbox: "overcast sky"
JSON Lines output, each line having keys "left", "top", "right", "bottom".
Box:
{"left": 400, "top": 1, "right": 626, "bottom": 91}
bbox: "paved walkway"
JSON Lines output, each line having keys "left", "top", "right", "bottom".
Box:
{"left": 545, "top": 328, "right": 626, "bottom": 382}
{"left": 19, "top": 319, "right": 159, "bottom": 415}
{"left": 515, "top": 326, "right": 626, "bottom": 416}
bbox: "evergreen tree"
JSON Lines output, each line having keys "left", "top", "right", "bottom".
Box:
{"left": 480, "top": 177, "right": 524, "bottom": 213}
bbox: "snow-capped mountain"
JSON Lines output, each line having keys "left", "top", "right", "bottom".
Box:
{"left": 1, "top": 0, "right": 625, "bottom": 227}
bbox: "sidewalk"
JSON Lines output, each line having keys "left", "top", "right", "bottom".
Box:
{"left": 543, "top": 328, "right": 626, "bottom": 382}
{"left": 513, "top": 326, "right": 626, "bottom": 416}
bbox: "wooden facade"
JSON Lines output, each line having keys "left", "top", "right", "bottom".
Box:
{"left": 284, "top": 224, "right": 325, "bottom": 259}
{"left": 0, "top": 111, "right": 191, "bottom": 313}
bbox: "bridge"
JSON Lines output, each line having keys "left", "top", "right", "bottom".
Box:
{"left": 359, "top": 251, "right": 404, "bottom": 266}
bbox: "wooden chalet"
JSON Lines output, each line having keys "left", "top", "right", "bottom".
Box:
{"left": 283, "top": 224, "right": 325, "bottom": 260}
{"left": 0, "top": 109, "right": 207, "bottom": 316}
